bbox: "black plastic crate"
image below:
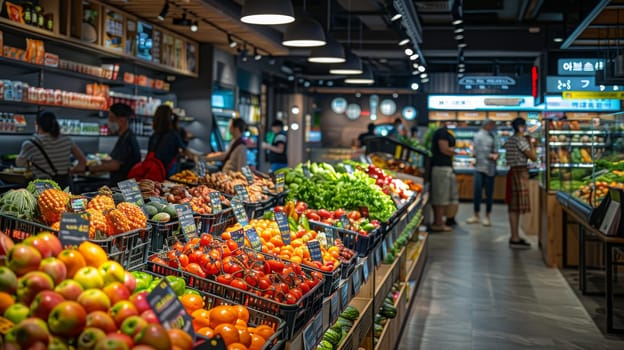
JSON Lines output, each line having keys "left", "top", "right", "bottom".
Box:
{"left": 340, "top": 253, "right": 357, "bottom": 280}
{"left": 148, "top": 220, "right": 183, "bottom": 253}
{"left": 146, "top": 254, "right": 324, "bottom": 338}
{"left": 196, "top": 207, "right": 236, "bottom": 235}
{"left": 309, "top": 221, "right": 378, "bottom": 257}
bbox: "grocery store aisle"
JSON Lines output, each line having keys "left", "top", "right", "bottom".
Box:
{"left": 397, "top": 203, "right": 624, "bottom": 350}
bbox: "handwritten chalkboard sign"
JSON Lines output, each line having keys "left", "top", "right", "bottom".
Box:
{"left": 275, "top": 173, "right": 285, "bottom": 193}
{"left": 274, "top": 211, "right": 291, "bottom": 245}
{"left": 149, "top": 196, "right": 167, "bottom": 205}
{"left": 230, "top": 228, "right": 245, "bottom": 248}
{"left": 245, "top": 226, "right": 262, "bottom": 251}
{"left": 324, "top": 227, "right": 335, "bottom": 246}
{"left": 118, "top": 179, "right": 145, "bottom": 209}
{"left": 33, "top": 181, "right": 55, "bottom": 196}
{"left": 307, "top": 240, "right": 323, "bottom": 263}
{"left": 147, "top": 278, "right": 195, "bottom": 339}
{"left": 59, "top": 213, "right": 89, "bottom": 248}
{"left": 241, "top": 166, "right": 255, "bottom": 185}
{"left": 231, "top": 200, "right": 249, "bottom": 227}
{"left": 303, "top": 311, "right": 324, "bottom": 350}
{"left": 209, "top": 192, "right": 222, "bottom": 213}
{"left": 234, "top": 184, "right": 250, "bottom": 202}
{"left": 175, "top": 204, "right": 197, "bottom": 240}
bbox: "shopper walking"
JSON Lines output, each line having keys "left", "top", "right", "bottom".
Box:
{"left": 503, "top": 117, "right": 537, "bottom": 248}
{"left": 262, "top": 120, "right": 288, "bottom": 172}
{"left": 87, "top": 103, "right": 141, "bottom": 186}
{"left": 148, "top": 105, "right": 187, "bottom": 177}
{"left": 206, "top": 118, "right": 248, "bottom": 172}
{"left": 430, "top": 122, "right": 458, "bottom": 232}
{"left": 466, "top": 119, "right": 498, "bottom": 226}
{"left": 16, "top": 111, "right": 87, "bottom": 189}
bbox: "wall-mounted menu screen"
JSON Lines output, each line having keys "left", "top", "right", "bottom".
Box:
{"left": 136, "top": 21, "right": 153, "bottom": 61}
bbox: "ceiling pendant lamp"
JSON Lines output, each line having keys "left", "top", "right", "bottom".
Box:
{"left": 308, "top": 36, "right": 345, "bottom": 63}
{"left": 329, "top": 52, "right": 363, "bottom": 75}
{"left": 345, "top": 65, "right": 374, "bottom": 84}
{"left": 282, "top": 17, "right": 326, "bottom": 47}
{"left": 241, "top": 0, "right": 295, "bottom": 25}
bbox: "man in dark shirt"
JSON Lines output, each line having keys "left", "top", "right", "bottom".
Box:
{"left": 430, "top": 122, "right": 458, "bottom": 231}
{"left": 87, "top": 103, "right": 141, "bottom": 186}
{"left": 262, "top": 120, "right": 288, "bottom": 172}
{"left": 356, "top": 123, "right": 376, "bottom": 147}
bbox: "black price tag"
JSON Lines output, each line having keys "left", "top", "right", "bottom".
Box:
{"left": 149, "top": 196, "right": 166, "bottom": 205}
{"left": 196, "top": 161, "right": 207, "bottom": 177}
{"left": 339, "top": 215, "right": 350, "bottom": 229}
{"left": 245, "top": 226, "right": 262, "bottom": 251}
{"left": 303, "top": 311, "right": 324, "bottom": 350}
{"left": 381, "top": 240, "right": 388, "bottom": 258}
{"left": 232, "top": 200, "right": 249, "bottom": 227}
{"left": 302, "top": 164, "right": 311, "bottom": 178}
{"left": 324, "top": 227, "right": 335, "bottom": 246}
{"left": 70, "top": 197, "right": 87, "bottom": 213}
{"left": 344, "top": 164, "right": 354, "bottom": 175}
{"left": 147, "top": 278, "right": 195, "bottom": 340}
{"left": 274, "top": 211, "right": 291, "bottom": 245}
{"left": 241, "top": 166, "right": 255, "bottom": 185}
{"left": 230, "top": 228, "right": 245, "bottom": 248}
{"left": 362, "top": 258, "right": 369, "bottom": 282}
{"left": 316, "top": 232, "right": 328, "bottom": 249}
{"left": 118, "top": 179, "right": 146, "bottom": 210}
{"left": 209, "top": 192, "right": 222, "bottom": 213}
{"left": 275, "top": 173, "right": 285, "bottom": 193}
{"left": 175, "top": 204, "right": 198, "bottom": 240}
{"left": 353, "top": 266, "right": 361, "bottom": 295}
{"left": 307, "top": 240, "right": 323, "bottom": 263}
{"left": 59, "top": 213, "right": 89, "bottom": 248}
{"left": 33, "top": 181, "right": 54, "bottom": 196}
{"left": 375, "top": 245, "right": 382, "bottom": 266}
{"left": 234, "top": 184, "right": 250, "bottom": 202}
{"left": 330, "top": 292, "right": 340, "bottom": 324}
{"left": 340, "top": 282, "right": 349, "bottom": 312}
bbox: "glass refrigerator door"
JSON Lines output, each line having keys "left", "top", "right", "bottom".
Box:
{"left": 210, "top": 115, "right": 232, "bottom": 153}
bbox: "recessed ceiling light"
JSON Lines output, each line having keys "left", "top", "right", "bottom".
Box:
{"left": 454, "top": 26, "right": 464, "bottom": 34}
{"left": 421, "top": 78, "right": 429, "bottom": 83}
{"left": 454, "top": 34, "right": 464, "bottom": 41}
{"left": 420, "top": 73, "right": 428, "bottom": 79}
{"left": 553, "top": 36, "right": 564, "bottom": 43}
{"left": 417, "top": 66, "right": 426, "bottom": 72}
{"left": 410, "top": 54, "right": 419, "bottom": 61}
{"left": 404, "top": 48, "right": 414, "bottom": 56}
{"left": 410, "top": 82, "right": 419, "bottom": 90}
{"left": 398, "top": 38, "right": 410, "bottom": 46}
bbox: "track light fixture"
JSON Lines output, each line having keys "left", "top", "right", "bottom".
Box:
{"left": 254, "top": 48, "right": 262, "bottom": 61}
{"left": 454, "top": 25, "right": 464, "bottom": 34}
{"left": 410, "top": 54, "right": 419, "bottom": 61}
{"left": 458, "top": 39, "right": 467, "bottom": 48}
{"left": 228, "top": 35, "right": 238, "bottom": 48}
{"left": 398, "top": 38, "right": 410, "bottom": 46}
{"left": 451, "top": 0, "right": 463, "bottom": 25}
{"left": 404, "top": 48, "right": 414, "bottom": 56}
{"left": 190, "top": 21, "right": 198, "bottom": 32}
{"left": 390, "top": 12, "right": 402, "bottom": 22}
{"left": 417, "top": 65, "right": 426, "bottom": 72}
{"left": 157, "top": 1, "right": 169, "bottom": 21}
{"left": 173, "top": 12, "right": 192, "bottom": 26}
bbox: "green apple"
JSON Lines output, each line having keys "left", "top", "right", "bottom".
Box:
{"left": 73, "top": 267, "right": 104, "bottom": 290}
{"left": 4, "top": 303, "right": 31, "bottom": 324}
{"left": 77, "top": 289, "right": 111, "bottom": 313}
{"left": 120, "top": 315, "right": 148, "bottom": 337}
{"left": 98, "top": 261, "right": 125, "bottom": 285}
{"left": 77, "top": 327, "right": 107, "bottom": 350}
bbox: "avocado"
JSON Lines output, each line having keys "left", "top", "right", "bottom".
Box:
{"left": 145, "top": 205, "right": 159, "bottom": 217}
{"left": 163, "top": 204, "right": 178, "bottom": 219}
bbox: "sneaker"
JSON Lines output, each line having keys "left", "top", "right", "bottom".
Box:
{"left": 482, "top": 218, "right": 491, "bottom": 226}
{"left": 509, "top": 238, "right": 531, "bottom": 249}
{"left": 445, "top": 217, "right": 458, "bottom": 226}
{"left": 466, "top": 216, "right": 479, "bottom": 224}
{"left": 430, "top": 224, "right": 453, "bottom": 232}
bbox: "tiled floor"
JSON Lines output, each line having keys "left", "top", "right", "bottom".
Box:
{"left": 397, "top": 204, "right": 624, "bottom": 350}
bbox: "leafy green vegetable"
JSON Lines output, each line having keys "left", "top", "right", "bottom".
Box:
{"left": 0, "top": 189, "right": 37, "bottom": 220}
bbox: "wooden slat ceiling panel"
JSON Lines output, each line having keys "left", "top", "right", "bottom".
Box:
{"left": 102, "top": 0, "right": 289, "bottom": 55}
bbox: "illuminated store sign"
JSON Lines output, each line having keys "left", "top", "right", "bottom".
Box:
{"left": 544, "top": 96, "right": 620, "bottom": 111}
{"left": 557, "top": 58, "right": 605, "bottom": 76}
{"left": 546, "top": 76, "right": 623, "bottom": 93}
{"left": 428, "top": 95, "right": 538, "bottom": 110}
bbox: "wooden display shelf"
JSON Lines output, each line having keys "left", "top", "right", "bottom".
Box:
{"left": 374, "top": 252, "right": 402, "bottom": 311}
{"left": 339, "top": 298, "right": 374, "bottom": 350}
{"left": 374, "top": 283, "right": 408, "bottom": 350}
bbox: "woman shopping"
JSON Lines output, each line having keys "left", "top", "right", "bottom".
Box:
{"left": 16, "top": 111, "right": 87, "bottom": 189}
{"left": 205, "top": 118, "right": 248, "bottom": 172}
{"left": 148, "top": 105, "right": 188, "bottom": 177}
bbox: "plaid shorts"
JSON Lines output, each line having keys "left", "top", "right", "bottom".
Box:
{"left": 506, "top": 167, "right": 530, "bottom": 213}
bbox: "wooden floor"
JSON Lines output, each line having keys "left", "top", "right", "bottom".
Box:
{"left": 397, "top": 204, "right": 624, "bottom": 350}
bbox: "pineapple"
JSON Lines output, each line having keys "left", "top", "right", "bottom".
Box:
{"left": 38, "top": 189, "right": 70, "bottom": 225}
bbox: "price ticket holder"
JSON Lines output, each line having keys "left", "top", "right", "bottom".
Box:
{"left": 244, "top": 226, "right": 262, "bottom": 251}
{"left": 274, "top": 211, "right": 291, "bottom": 245}
{"left": 175, "top": 203, "right": 198, "bottom": 240}
{"left": 340, "top": 280, "right": 350, "bottom": 312}
{"left": 118, "top": 179, "right": 146, "bottom": 213}
{"left": 330, "top": 291, "right": 340, "bottom": 325}
{"left": 147, "top": 278, "right": 195, "bottom": 340}
{"left": 230, "top": 228, "right": 245, "bottom": 248}
{"left": 303, "top": 310, "right": 324, "bottom": 350}
{"left": 209, "top": 192, "right": 222, "bottom": 213}
{"left": 234, "top": 184, "right": 250, "bottom": 202}
{"left": 195, "top": 160, "right": 207, "bottom": 177}
{"left": 59, "top": 212, "right": 90, "bottom": 248}
{"left": 232, "top": 200, "right": 249, "bottom": 227}
{"left": 344, "top": 164, "right": 354, "bottom": 175}
{"left": 302, "top": 164, "right": 311, "bottom": 178}
{"left": 275, "top": 173, "right": 285, "bottom": 193}
{"left": 241, "top": 166, "right": 255, "bottom": 185}
{"left": 33, "top": 181, "right": 55, "bottom": 196}
{"left": 307, "top": 240, "right": 323, "bottom": 263}
{"left": 149, "top": 196, "right": 167, "bottom": 205}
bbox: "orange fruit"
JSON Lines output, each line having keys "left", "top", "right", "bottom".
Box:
{"left": 78, "top": 241, "right": 108, "bottom": 267}
{"left": 227, "top": 343, "right": 248, "bottom": 350}
{"left": 237, "top": 328, "right": 252, "bottom": 347}
{"left": 0, "top": 292, "right": 14, "bottom": 314}
{"left": 248, "top": 334, "right": 266, "bottom": 350}
{"left": 210, "top": 306, "right": 238, "bottom": 328}
{"left": 197, "top": 327, "right": 215, "bottom": 338}
{"left": 167, "top": 328, "right": 193, "bottom": 350}
{"left": 254, "top": 325, "right": 275, "bottom": 340}
{"left": 57, "top": 249, "right": 87, "bottom": 278}
{"left": 192, "top": 309, "right": 211, "bottom": 329}
{"left": 180, "top": 293, "right": 204, "bottom": 314}
{"left": 214, "top": 323, "right": 240, "bottom": 346}
{"left": 232, "top": 304, "right": 249, "bottom": 322}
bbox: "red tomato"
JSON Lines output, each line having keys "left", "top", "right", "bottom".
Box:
{"left": 268, "top": 260, "right": 284, "bottom": 273}
{"left": 178, "top": 253, "right": 189, "bottom": 268}
{"left": 333, "top": 208, "right": 346, "bottom": 218}
{"left": 299, "top": 280, "right": 311, "bottom": 294}
{"left": 290, "top": 287, "right": 303, "bottom": 300}
{"left": 285, "top": 292, "right": 298, "bottom": 304}
{"left": 199, "top": 234, "right": 212, "bottom": 247}
{"left": 171, "top": 241, "right": 185, "bottom": 252}
{"left": 217, "top": 273, "right": 233, "bottom": 285}
{"left": 348, "top": 211, "right": 361, "bottom": 221}
{"left": 295, "top": 201, "right": 308, "bottom": 214}
{"left": 274, "top": 206, "right": 285, "bottom": 213}
{"left": 306, "top": 212, "right": 321, "bottom": 221}
{"left": 257, "top": 277, "right": 272, "bottom": 291}
{"left": 185, "top": 263, "right": 206, "bottom": 278}
{"left": 150, "top": 256, "right": 167, "bottom": 266}
{"left": 317, "top": 209, "right": 331, "bottom": 219}
{"left": 190, "top": 249, "right": 204, "bottom": 264}
{"left": 226, "top": 239, "right": 239, "bottom": 252}
{"left": 230, "top": 278, "right": 248, "bottom": 291}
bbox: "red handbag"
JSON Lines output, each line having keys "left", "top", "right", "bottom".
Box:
{"left": 127, "top": 151, "right": 166, "bottom": 182}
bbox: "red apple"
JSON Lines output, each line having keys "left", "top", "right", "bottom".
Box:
{"left": 74, "top": 266, "right": 104, "bottom": 289}
{"left": 24, "top": 235, "right": 53, "bottom": 258}
{"left": 0, "top": 266, "right": 18, "bottom": 294}
{"left": 109, "top": 300, "right": 139, "bottom": 326}
{"left": 36, "top": 231, "right": 62, "bottom": 257}
{"left": 54, "top": 279, "right": 84, "bottom": 301}
{"left": 130, "top": 291, "right": 151, "bottom": 313}
{"left": 30, "top": 290, "right": 65, "bottom": 319}
{"left": 120, "top": 315, "right": 148, "bottom": 337}
{"left": 123, "top": 271, "right": 136, "bottom": 293}
{"left": 140, "top": 309, "right": 160, "bottom": 325}
{"left": 7, "top": 243, "right": 42, "bottom": 276}
{"left": 98, "top": 261, "right": 125, "bottom": 285}
{"left": 4, "top": 317, "right": 50, "bottom": 348}
{"left": 86, "top": 311, "right": 117, "bottom": 334}
{"left": 77, "top": 327, "right": 107, "bottom": 349}
{"left": 77, "top": 289, "right": 111, "bottom": 313}
{"left": 102, "top": 282, "right": 130, "bottom": 305}
{"left": 0, "top": 231, "right": 14, "bottom": 256}
{"left": 39, "top": 257, "right": 67, "bottom": 285}
{"left": 132, "top": 346, "right": 156, "bottom": 350}
{"left": 95, "top": 333, "right": 133, "bottom": 350}
{"left": 16, "top": 271, "right": 54, "bottom": 305}
{"left": 133, "top": 323, "right": 171, "bottom": 350}
{"left": 48, "top": 301, "right": 87, "bottom": 338}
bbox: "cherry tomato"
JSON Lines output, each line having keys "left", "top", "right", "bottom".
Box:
{"left": 178, "top": 253, "right": 189, "bottom": 268}
{"left": 274, "top": 206, "right": 285, "bottom": 213}
{"left": 230, "top": 278, "right": 248, "bottom": 291}
{"left": 348, "top": 211, "right": 361, "bottom": 221}
{"left": 150, "top": 256, "right": 167, "bottom": 266}
{"left": 306, "top": 212, "right": 321, "bottom": 221}
{"left": 268, "top": 260, "right": 284, "bottom": 273}
{"left": 171, "top": 241, "right": 185, "bottom": 252}
{"left": 199, "top": 234, "right": 212, "bottom": 247}
{"left": 299, "top": 280, "right": 311, "bottom": 294}
{"left": 216, "top": 273, "right": 233, "bottom": 285}
{"left": 285, "top": 292, "right": 298, "bottom": 304}
{"left": 257, "top": 277, "right": 272, "bottom": 291}
{"left": 185, "top": 263, "right": 206, "bottom": 278}
{"left": 203, "top": 260, "right": 220, "bottom": 275}
{"left": 317, "top": 209, "right": 331, "bottom": 219}
{"left": 226, "top": 239, "right": 239, "bottom": 252}
{"left": 333, "top": 208, "right": 346, "bottom": 218}
{"left": 290, "top": 287, "right": 303, "bottom": 300}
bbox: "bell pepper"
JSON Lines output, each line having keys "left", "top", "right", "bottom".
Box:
{"left": 183, "top": 288, "right": 200, "bottom": 295}
{"left": 131, "top": 271, "right": 153, "bottom": 292}
{"left": 165, "top": 275, "right": 186, "bottom": 296}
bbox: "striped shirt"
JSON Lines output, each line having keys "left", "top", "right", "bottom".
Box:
{"left": 18, "top": 134, "right": 74, "bottom": 177}
{"left": 503, "top": 134, "right": 530, "bottom": 167}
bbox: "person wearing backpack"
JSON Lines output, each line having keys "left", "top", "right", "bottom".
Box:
{"left": 16, "top": 111, "right": 87, "bottom": 189}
